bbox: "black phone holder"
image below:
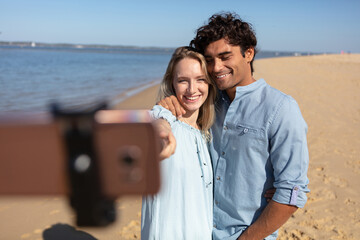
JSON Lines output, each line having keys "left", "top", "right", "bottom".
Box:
{"left": 51, "top": 103, "right": 116, "bottom": 227}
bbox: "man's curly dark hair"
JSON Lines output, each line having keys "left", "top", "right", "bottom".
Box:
{"left": 190, "top": 12, "right": 258, "bottom": 73}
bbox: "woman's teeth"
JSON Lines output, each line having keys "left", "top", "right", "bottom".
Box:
{"left": 185, "top": 96, "right": 199, "bottom": 100}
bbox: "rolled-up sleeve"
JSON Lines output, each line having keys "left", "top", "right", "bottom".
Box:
{"left": 269, "top": 95, "right": 310, "bottom": 208}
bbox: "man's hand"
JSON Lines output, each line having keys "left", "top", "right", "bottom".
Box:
{"left": 238, "top": 200, "right": 298, "bottom": 240}
{"left": 154, "top": 119, "right": 176, "bottom": 160}
{"left": 264, "top": 188, "right": 276, "bottom": 202}
{"left": 157, "top": 95, "right": 186, "bottom": 118}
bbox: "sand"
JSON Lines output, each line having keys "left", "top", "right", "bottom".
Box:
{"left": 0, "top": 54, "right": 359, "bottom": 239}
{"left": 253, "top": 54, "right": 360, "bottom": 240}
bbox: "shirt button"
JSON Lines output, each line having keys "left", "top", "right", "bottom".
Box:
{"left": 216, "top": 176, "right": 221, "bottom": 181}
{"left": 223, "top": 125, "right": 228, "bottom": 130}
{"left": 221, "top": 151, "right": 225, "bottom": 155}
{"left": 213, "top": 224, "right": 217, "bottom": 228}
{"left": 244, "top": 128, "right": 249, "bottom": 133}
{"left": 215, "top": 200, "right": 219, "bottom": 205}
{"left": 294, "top": 186, "right": 299, "bottom": 191}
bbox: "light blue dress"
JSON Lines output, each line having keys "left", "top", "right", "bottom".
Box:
{"left": 141, "top": 105, "right": 213, "bottom": 240}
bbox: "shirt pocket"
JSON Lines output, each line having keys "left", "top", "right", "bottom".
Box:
{"left": 233, "top": 123, "right": 266, "bottom": 160}
{"left": 234, "top": 123, "right": 266, "bottom": 144}
{"left": 236, "top": 124, "right": 259, "bottom": 136}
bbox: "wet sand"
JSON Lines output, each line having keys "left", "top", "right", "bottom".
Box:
{"left": 1, "top": 54, "right": 359, "bottom": 239}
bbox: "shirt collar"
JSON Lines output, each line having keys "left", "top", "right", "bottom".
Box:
{"left": 235, "top": 78, "right": 266, "bottom": 93}
{"left": 219, "top": 79, "right": 266, "bottom": 103}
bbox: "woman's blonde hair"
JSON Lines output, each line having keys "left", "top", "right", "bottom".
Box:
{"left": 157, "top": 46, "right": 216, "bottom": 139}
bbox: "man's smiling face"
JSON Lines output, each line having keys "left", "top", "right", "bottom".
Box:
{"left": 204, "top": 38, "right": 254, "bottom": 95}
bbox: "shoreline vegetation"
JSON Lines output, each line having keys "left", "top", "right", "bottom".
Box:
{"left": 0, "top": 54, "right": 359, "bottom": 239}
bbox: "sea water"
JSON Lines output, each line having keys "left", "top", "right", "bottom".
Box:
{"left": 0, "top": 46, "right": 304, "bottom": 112}
{"left": 0, "top": 47, "right": 173, "bottom": 112}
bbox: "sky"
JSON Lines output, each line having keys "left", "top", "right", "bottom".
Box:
{"left": 0, "top": 0, "right": 359, "bottom": 53}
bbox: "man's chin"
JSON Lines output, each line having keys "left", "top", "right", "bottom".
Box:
{"left": 215, "top": 79, "right": 228, "bottom": 90}
{"left": 216, "top": 83, "right": 227, "bottom": 91}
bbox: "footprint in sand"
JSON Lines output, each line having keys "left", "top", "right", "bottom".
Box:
{"left": 279, "top": 229, "right": 315, "bottom": 240}
{"left": 308, "top": 188, "right": 337, "bottom": 203}
{"left": 347, "top": 159, "right": 360, "bottom": 174}
{"left": 322, "top": 174, "right": 348, "bottom": 187}
{"left": 332, "top": 228, "right": 354, "bottom": 240}
{"left": 318, "top": 218, "right": 358, "bottom": 239}
{"left": 344, "top": 198, "right": 357, "bottom": 205}
{"left": 303, "top": 209, "right": 314, "bottom": 215}
{"left": 299, "top": 217, "right": 337, "bottom": 232}
{"left": 306, "top": 196, "right": 317, "bottom": 203}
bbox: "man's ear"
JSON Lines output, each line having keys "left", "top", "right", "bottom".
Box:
{"left": 245, "top": 47, "right": 255, "bottom": 62}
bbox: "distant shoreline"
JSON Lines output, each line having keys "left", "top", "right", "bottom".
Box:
{"left": 0, "top": 41, "right": 330, "bottom": 56}
{"left": 0, "top": 41, "right": 174, "bottom": 51}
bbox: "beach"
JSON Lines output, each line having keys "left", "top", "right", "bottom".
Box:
{"left": 0, "top": 54, "right": 359, "bottom": 239}
{"left": 254, "top": 54, "right": 360, "bottom": 239}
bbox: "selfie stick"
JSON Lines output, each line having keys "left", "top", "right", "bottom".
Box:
{"left": 52, "top": 103, "right": 115, "bottom": 226}
{"left": 0, "top": 103, "right": 161, "bottom": 227}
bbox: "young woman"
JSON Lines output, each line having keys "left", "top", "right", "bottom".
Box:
{"left": 141, "top": 46, "right": 217, "bottom": 239}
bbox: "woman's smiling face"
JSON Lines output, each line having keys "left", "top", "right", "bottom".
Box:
{"left": 173, "top": 58, "right": 209, "bottom": 115}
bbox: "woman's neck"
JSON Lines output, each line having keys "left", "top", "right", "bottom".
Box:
{"left": 180, "top": 110, "right": 200, "bottom": 129}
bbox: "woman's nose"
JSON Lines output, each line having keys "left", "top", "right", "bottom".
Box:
{"left": 187, "top": 82, "right": 195, "bottom": 93}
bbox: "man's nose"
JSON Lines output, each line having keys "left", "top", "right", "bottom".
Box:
{"left": 213, "top": 58, "right": 223, "bottom": 73}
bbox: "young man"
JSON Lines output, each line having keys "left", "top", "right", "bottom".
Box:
{"left": 159, "top": 13, "right": 309, "bottom": 240}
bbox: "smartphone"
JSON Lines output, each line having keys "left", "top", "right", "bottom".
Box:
{"left": 0, "top": 110, "right": 161, "bottom": 198}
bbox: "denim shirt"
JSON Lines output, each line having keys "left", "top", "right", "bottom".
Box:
{"left": 209, "top": 79, "right": 310, "bottom": 240}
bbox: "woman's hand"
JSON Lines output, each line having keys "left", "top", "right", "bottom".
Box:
{"left": 154, "top": 119, "right": 176, "bottom": 160}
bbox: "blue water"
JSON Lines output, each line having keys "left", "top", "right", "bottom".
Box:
{"left": 0, "top": 46, "right": 309, "bottom": 112}
{"left": 0, "top": 47, "right": 173, "bottom": 112}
